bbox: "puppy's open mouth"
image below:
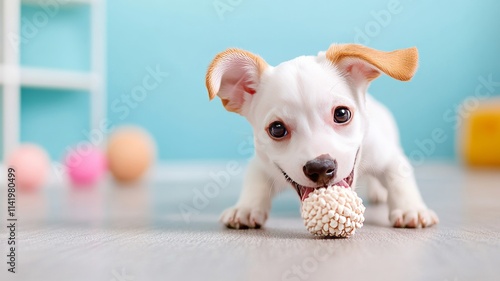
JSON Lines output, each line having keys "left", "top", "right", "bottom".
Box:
{"left": 281, "top": 168, "right": 354, "bottom": 201}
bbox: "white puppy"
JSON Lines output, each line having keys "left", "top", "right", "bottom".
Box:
{"left": 205, "top": 44, "right": 439, "bottom": 229}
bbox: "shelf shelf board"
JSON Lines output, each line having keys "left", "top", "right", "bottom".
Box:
{"left": 0, "top": 65, "right": 94, "bottom": 91}
{"left": 21, "top": 67, "right": 94, "bottom": 91}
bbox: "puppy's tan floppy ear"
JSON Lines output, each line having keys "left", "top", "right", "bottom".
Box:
{"left": 206, "top": 49, "right": 268, "bottom": 114}
{"left": 326, "top": 44, "right": 418, "bottom": 90}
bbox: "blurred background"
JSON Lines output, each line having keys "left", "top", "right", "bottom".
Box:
{"left": 1, "top": 1, "right": 500, "bottom": 281}
{"left": 1, "top": 0, "right": 499, "bottom": 166}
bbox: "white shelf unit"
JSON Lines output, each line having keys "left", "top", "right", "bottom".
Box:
{"left": 0, "top": 0, "right": 106, "bottom": 162}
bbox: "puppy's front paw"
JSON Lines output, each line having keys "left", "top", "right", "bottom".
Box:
{"left": 220, "top": 206, "right": 268, "bottom": 229}
{"left": 389, "top": 208, "right": 439, "bottom": 228}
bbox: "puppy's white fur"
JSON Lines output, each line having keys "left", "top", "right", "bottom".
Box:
{"left": 206, "top": 44, "right": 439, "bottom": 229}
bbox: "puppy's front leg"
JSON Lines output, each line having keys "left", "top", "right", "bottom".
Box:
{"left": 220, "top": 157, "right": 275, "bottom": 229}
{"left": 379, "top": 152, "right": 439, "bottom": 228}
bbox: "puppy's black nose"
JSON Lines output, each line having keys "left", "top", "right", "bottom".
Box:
{"left": 303, "top": 155, "right": 336, "bottom": 184}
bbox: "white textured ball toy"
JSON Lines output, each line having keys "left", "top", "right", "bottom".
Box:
{"left": 301, "top": 185, "right": 365, "bottom": 237}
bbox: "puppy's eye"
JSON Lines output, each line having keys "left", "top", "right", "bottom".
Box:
{"left": 334, "top": 107, "right": 351, "bottom": 124}
{"left": 268, "top": 121, "right": 288, "bottom": 139}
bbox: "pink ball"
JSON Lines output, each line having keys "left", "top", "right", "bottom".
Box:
{"left": 65, "top": 147, "right": 107, "bottom": 187}
{"left": 7, "top": 144, "right": 50, "bottom": 191}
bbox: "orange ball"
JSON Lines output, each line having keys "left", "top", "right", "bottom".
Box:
{"left": 107, "top": 126, "right": 155, "bottom": 183}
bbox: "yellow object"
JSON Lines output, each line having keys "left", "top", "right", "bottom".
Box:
{"left": 107, "top": 126, "right": 156, "bottom": 183}
{"left": 462, "top": 102, "right": 500, "bottom": 167}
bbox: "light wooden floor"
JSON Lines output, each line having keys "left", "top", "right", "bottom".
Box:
{"left": 1, "top": 163, "right": 499, "bottom": 281}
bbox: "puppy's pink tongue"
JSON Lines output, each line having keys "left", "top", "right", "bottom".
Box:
{"left": 299, "top": 186, "right": 316, "bottom": 201}
{"left": 300, "top": 181, "right": 351, "bottom": 201}
{"left": 336, "top": 180, "right": 350, "bottom": 189}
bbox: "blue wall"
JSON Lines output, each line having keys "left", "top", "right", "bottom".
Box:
{"left": 18, "top": 5, "right": 90, "bottom": 161}
{"left": 18, "top": 0, "right": 500, "bottom": 162}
